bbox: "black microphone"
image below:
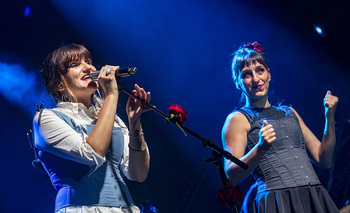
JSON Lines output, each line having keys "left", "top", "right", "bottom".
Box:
{"left": 89, "top": 67, "right": 138, "bottom": 81}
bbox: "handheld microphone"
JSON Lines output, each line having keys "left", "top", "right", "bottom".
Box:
{"left": 89, "top": 67, "right": 138, "bottom": 81}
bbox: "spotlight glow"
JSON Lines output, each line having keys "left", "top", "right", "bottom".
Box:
{"left": 24, "top": 6, "right": 32, "bottom": 17}
{"left": 314, "top": 25, "right": 325, "bottom": 37}
{"left": 315, "top": 26, "right": 322, "bottom": 34}
{"left": 0, "top": 61, "right": 52, "bottom": 115}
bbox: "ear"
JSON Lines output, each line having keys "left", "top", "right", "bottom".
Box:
{"left": 57, "top": 83, "right": 65, "bottom": 92}
{"left": 268, "top": 68, "right": 271, "bottom": 81}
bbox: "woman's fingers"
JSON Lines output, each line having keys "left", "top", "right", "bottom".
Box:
{"left": 133, "top": 84, "right": 151, "bottom": 105}
{"left": 324, "top": 91, "right": 338, "bottom": 109}
{"left": 134, "top": 84, "right": 147, "bottom": 100}
{"left": 98, "top": 65, "right": 119, "bottom": 78}
{"left": 261, "top": 121, "right": 276, "bottom": 143}
{"left": 146, "top": 91, "right": 151, "bottom": 103}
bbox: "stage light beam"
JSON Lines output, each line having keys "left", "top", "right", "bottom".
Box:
{"left": 314, "top": 25, "right": 326, "bottom": 37}
{"left": 23, "top": 6, "right": 32, "bottom": 17}
{"left": 0, "top": 61, "right": 52, "bottom": 115}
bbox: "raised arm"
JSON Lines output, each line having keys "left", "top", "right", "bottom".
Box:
{"left": 291, "top": 91, "right": 338, "bottom": 169}
{"left": 86, "top": 66, "right": 120, "bottom": 157}
{"left": 126, "top": 84, "right": 151, "bottom": 182}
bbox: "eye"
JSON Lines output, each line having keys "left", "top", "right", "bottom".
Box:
{"left": 85, "top": 60, "right": 92, "bottom": 65}
{"left": 241, "top": 72, "right": 251, "bottom": 79}
{"left": 257, "top": 67, "right": 265, "bottom": 74}
{"left": 69, "top": 63, "right": 78, "bottom": 68}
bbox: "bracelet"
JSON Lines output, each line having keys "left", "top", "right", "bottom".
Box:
{"left": 129, "top": 132, "right": 144, "bottom": 139}
{"left": 128, "top": 143, "right": 147, "bottom": 152}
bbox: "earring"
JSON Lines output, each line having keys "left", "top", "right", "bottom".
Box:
{"left": 62, "top": 91, "right": 72, "bottom": 102}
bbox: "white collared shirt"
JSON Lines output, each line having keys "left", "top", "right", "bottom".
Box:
{"left": 33, "top": 101, "right": 132, "bottom": 179}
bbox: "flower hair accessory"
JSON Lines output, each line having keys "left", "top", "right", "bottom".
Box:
{"left": 169, "top": 104, "right": 188, "bottom": 136}
{"left": 244, "top": 41, "right": 263, "bottom": 53}
{"left": 217, "top": 184, "right": 244, "bottom": 209}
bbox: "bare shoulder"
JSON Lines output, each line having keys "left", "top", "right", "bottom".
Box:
{"left": 289, "top": 107, "right": 305, "bottom": 122}
{"left": 222, "top": 111, "right": 251, "bottom": 146}
{"left": 222, "top": 111, "right": 251, "bottom": 159}
{"left": 223, "top": 111, "right": 251, "bottom": 133}
{"left": 289, "top": 107, "right": 299, "bottom": 115}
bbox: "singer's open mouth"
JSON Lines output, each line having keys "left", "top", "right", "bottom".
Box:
{"left": 82, "top": 74, "right": 90, "bottom": 80}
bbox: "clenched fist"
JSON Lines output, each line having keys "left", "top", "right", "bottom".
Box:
{"left": 324, "top": 91, "right": 338, "bottom": 119}
{"left": 258, "top": 120, "right": 276, "bottom": 151}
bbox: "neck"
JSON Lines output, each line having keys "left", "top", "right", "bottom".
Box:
{"left": 77, "top": 96, "right": 92, "bottom": 108}
{"left": 245, "top": 96, "right": 270, "bottom": 108}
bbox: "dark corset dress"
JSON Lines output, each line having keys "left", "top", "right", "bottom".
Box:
{"left": 238, "top": 106, "right": 339, "bottom": 213}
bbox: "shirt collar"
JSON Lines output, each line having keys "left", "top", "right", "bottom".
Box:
{"left": 56, "top": 101, "right": 97, "bottom": 118}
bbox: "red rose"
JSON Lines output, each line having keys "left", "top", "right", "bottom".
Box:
{"left": 244, "top": 41, "right": 263, "bottom": 53}
{"left": 168, "top": 104, "right": 188, "bottom": 124}
{"left": 217, "top": 184, "right": 243, "bottom": 209}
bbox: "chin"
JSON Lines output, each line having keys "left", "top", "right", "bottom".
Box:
{"left": 248, "top": 92, "right": 267, "bottom": 100}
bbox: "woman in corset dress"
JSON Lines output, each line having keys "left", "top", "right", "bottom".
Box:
{"left": 33, "top": 44, "right": 151, "bottom": 213}
{"left": 222, "top": 42, "right": 339, "bottom": 213}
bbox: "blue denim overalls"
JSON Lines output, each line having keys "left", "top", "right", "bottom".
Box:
{"left": 36, "top": 110, "right": 136, "bottom": 212}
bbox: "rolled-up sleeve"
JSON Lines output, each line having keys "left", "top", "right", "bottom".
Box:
{"left": 33, "top": 109, "right": 105, "bottom": 170}
{"left": 118, "top": 119, "right": 132, "bottom": 180}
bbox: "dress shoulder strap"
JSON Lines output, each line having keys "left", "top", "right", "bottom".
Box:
{"left": 277, "top": 105, "right": 296, "bottom": 117}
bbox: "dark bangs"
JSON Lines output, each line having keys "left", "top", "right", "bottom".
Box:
{"left": 232, "top": 49, "right": 268, "bottom": 81}
{"left": 55, "top": 44, "right": 92, "bottom": 75}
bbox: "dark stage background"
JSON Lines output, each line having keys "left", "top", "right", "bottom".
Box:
{"left": 1, "top": 0, "right": 349, "bottom": 212}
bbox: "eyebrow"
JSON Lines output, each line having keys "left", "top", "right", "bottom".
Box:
{"left": 241, "top": 68, "right": 251, "bottom": 73}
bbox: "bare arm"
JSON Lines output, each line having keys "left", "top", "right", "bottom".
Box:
{"left": 126, "top": 84, "right": 151, "bottom": 182}
{"left": 291, "top": 91, "right": 338, "bottom": 169}
{"left": 222, "top": 112, "right": 276, "bottom": 185}
{"left": 86, "top": 66, "right": 120, "bottom": 157}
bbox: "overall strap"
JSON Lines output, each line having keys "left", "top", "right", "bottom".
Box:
{"left": 51, "top": 110, "right": 87, "bottom": 134}
{"left": 30, "top": 102, "right": 47, "bottom": 175}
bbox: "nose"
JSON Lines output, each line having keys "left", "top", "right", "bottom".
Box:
{"left": 252, "top": 72, "right": 259, "bottom": 83}
{"left": 82, "top": 62, "right": 92, "bottom": 72}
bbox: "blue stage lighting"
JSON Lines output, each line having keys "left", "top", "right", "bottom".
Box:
{"left": 24, "top": 6, "right": 32, "bottom": 17}
{"left": 315, "top": 26, "right": 322, "bottom": 34}
{"left": 314, "top": 25, "right": 325, "bottom": 37}
{"left": 0, "top": 61, "right": 52, "bottom": 115}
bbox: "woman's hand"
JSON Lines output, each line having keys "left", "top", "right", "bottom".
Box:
{"left": 258, "top": 120, "right": 276, "bottom": 150}
{"left": 97, "top": 65, "right": 120, "bottom": 97}
{"left": 324, "top": 91, "right": 338, "bottom": 120}
{"left": 126, "top": 84, "right": 151, "bottom": 125}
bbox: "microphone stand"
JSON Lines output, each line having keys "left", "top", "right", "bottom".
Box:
{"left": 118, "top": 82, "right": 247, "bottom": 212}
{"left": 205, "top": 151, "right": 241, "bottom": 213}
{"left": 119, "top": 83, "right": 248, "bottom": 169}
